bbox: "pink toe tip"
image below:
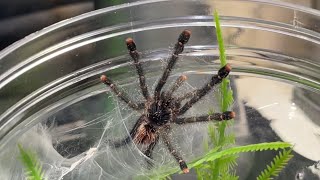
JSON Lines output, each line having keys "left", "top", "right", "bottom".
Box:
{"left": 225, "top": 63, "right": 232, "bottom": 72}
{"left": 182, "top": 168, "right": 190, "bottom": 174}
{"left": 230, "top": 111, "right": 236, "bottom": 119}
{"left": 125, "top": 37, "right": 134, "bottom": 45}
{"left": 100, "top": 75, "right": 107, "bottom": 82}
{"left": 180, "top": 75, "right": 187, "bottom": 81}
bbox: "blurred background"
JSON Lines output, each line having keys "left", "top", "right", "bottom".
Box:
{"left": 1, "top": 0, "right": 320, "bottom": 51}
{"left": 0, "top": 0, "right": 125, "bottom": 50}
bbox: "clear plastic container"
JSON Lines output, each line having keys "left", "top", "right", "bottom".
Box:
{"left": 0, "top": 0, "right": 320, "bottom": 179}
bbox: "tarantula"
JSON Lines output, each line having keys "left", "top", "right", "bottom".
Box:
{"left": 100, "top": 30, "right": 235, "bottom": 173}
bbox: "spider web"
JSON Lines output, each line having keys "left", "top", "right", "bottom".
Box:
{"left": 1, "top": 70, "right": 316, "bottom": 180}
{"left": 0, "top": 69, "right": 223, "bottom": 180}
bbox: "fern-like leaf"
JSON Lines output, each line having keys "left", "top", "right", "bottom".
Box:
{"left": 18, "top": 144, "right": 44, "bottom": 180}
{"left": 256, "top": 149, "right": 293, "bottom": 180}
{"left": 218, "top": 155, "right": 238, "bottom": 170}
{"left": 220, "top": 170, "right": 239, "bottom": 180}
{"left": 190, "top": 142, "right": 292, "bottom": 168}
{"left": 214, "top": 10, "right": 232, "bottom": 113}
{"left": 214, "top": 10, "right": 227, "bottom": 67}
{"left": 209, "top": 10, "right": 236, "bottom": 179}
{"left": 137, "top": 142, "right": 291, "bottom": 179}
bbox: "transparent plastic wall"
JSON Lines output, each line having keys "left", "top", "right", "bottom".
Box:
{"left": 0, "top": 0, "right": 320, "bottom": 179}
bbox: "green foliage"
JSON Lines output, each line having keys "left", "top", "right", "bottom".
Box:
{"left": 195, "top": 121, "right": 237, "bottom": 179}
{"left": 188, "top": 11, "right": 293, "bottom": 180}
{"left": 214, "top": 10, "right": 227, "bottom": 67}
{"left": 140, "top": 142, "right": 292, "bottom": 180}
{"left": 18, "top": 144, "right": 44, "bottom": 180}
{"left": 194, "top": 10, "right": 237, "bottom": 180}
{"left": 257, "top": 149, "right": 293, "bottom": 180}
{"left": 190, "top": 142, "right": 292, "bottom": 168}
{"left": 213, "top": 10, "right": 233, "bottom": 112}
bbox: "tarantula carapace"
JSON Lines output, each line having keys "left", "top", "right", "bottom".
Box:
{"left": 100, "top": 30, "right": 235, "bottom": 173}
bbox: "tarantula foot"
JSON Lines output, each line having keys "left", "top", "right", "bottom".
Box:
{"left": 179, "top": 160, "right": 189, "bottom": 174}
{"left": 218, "top": 63, "right": 232, "bottom": 79}
{"left": 125, "top": 37, "right": 136, "bottom": 51}
{"left": 178, "top": 30, "right": 191, "bottom": 44}
{"left": 100, "top": 75, "right": 113, "bottom": 86}
{"left": 182, "top": 168, "right": 190, "bottom": 174}
{"left": 100, "top": 75, "right": 108, "bottom": 83}
{"left": 222, "top": 111, "right": 236, "bottom": 120}
{"left": 180, "top": 75, "right": 187, "bottom": 81}
{"left": 174, "top": 30, "right": 191, "bottom": 54}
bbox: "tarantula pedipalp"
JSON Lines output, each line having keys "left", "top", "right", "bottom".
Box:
{"left": 100, "top": 30, "right": 235, "bottom": 174}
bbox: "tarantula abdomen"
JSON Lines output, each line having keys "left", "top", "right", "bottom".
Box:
{"left": 133, "top": 120, "right": 158, "bottom": 145}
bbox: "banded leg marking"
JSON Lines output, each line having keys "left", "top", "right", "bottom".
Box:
{"left": 154, "top": 30, "right": 191, "bottom": 98}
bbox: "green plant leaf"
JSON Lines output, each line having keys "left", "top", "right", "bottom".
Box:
{"left": 18, "top": 144, "right": 44, "bottom": 180}
{"left": 143, "top": 142, "right": 292, "bottom": 179}
{"left": 257, "top": 149, "right": 293, "bottom": 180}
{"left": 214, "top": 10, "right": 227, "bottom": 67}
{"left": 191, "top": 142, "right": 292, "bottom": 169}
{"left": 206, "top": 10, "right": 236, "bottom": 180}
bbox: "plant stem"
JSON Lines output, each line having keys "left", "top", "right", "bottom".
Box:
{"left": 212, "top": 10, "right": 233, "bottom": 180}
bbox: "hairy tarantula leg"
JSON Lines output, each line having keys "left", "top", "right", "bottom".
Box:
{"left": 164, "top": 75, "right": 187, "bottom": 98}
{"left": 161, "top": 132, "right": 189, "bottom": 174}
{"left": 100, "top": 75, "right": 143, "bottom": 110}
{"left": 178, "top": 64, "right": 231, "bottom": 115}
{"left": 174, "top": 111, "right": 235, "bottom": 124}
{"left": 126, "top": 38, "right": 150, "bottom": 99}
{"left": 144, "top": 136, "right": 159, "bottom": 168}
{"left": 154, "top": 30, "right": 191, "bottom": 98}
